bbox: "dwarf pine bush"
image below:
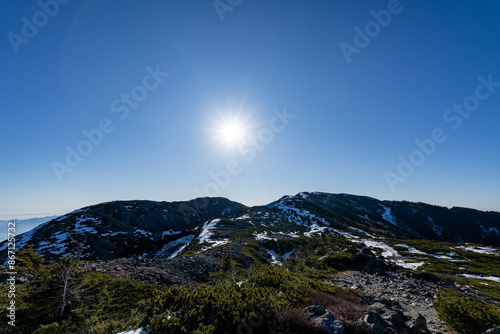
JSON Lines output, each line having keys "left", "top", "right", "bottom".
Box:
{"left": 433, "top": 288, "right": 500, "bottom": 334}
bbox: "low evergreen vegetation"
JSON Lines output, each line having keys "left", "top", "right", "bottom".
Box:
{"left": 433, "top": 288, "right": 500, "bottom": 334}
{"left": 0, "top": 247, "right": 358, "bottom": 334}
{"left": 1, "top": 234, "right": 499, "bottom": 333}
{"left": 0, "top": 247, "right": 161, "bottom": 333}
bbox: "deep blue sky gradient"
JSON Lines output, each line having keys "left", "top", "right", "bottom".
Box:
{"left": 1, "top": 0, "right": 499, "bottom": 218}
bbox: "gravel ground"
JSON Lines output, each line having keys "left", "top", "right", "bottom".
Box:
{"left": 331, "top": 271, "right": 454, "bottom": 333}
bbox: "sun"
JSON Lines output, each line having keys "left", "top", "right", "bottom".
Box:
{"left": 212, "top": 113, "right": 251, "bottom": 151}
{"left": 219, "top": 121, "right": 245, "bottom": 145}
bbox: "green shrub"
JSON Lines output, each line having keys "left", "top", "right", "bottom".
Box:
{"left": 0, "top": 265, "right": 160, "bottom": 333}
{"left": 239, "top": 246, "right": 268, "bottom": 263}
{"left": 243, "top": 265, "right": 339, "bottom": 304}
{"left": 139, "top": 283, "right": 289, "bottom": 334}
{"left": 319, "top": 251, "right": 353, "bottom": 271}
{"left": 32, "top": 320, "right": 67, "bottom": 334}
{"left": 262, "top": 238, "right": 303, "bottom": 255}
{"left": 139, "top": 265, "right": 342, "bottom": 334}
{"left": 433, "top": 288, "right": 500, "bottom": 334}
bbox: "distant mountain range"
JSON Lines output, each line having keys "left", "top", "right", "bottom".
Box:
{"left": 1, "top": 192, "right": 499, "bottom": 262}
{"left": 0, "top": 215, "right": 58, "bottom": 243}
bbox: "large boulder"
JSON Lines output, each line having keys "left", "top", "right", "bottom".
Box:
{"left": 353, "top": 248, "right": 386, "bottom": 274}
{"left": 360, "top": 311, "right": 398, "bottom": 333}
{"left": 406, "top": 314, "right": 428, "bottom": 334}
{"left": 364, "top": 300, "right": 430, "bottom": 334}
{"left": 304, "top": 305, "right": 346, "bottom": 334}
{"left": 382, "top": 309, "right": 405, "bottom": 328}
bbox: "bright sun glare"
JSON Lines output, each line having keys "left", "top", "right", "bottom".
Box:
{"left": 213, "top": 114, "right": 250, "bottom": 150}
{"left": 220, "top": 122, "right": 245, "bottom": 144}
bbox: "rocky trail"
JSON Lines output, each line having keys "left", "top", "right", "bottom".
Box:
{"left": 331, "top": 270, "right": 451, "bottom": 333}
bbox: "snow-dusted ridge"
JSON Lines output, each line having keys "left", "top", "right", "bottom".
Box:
{"left": 272, "top": 197, "right": 332, "bottom": 237}
{"left": 1, "top": 192, "right": 499, "bottom": 263}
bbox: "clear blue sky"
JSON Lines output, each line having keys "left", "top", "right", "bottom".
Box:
{"left": 1, "top": 0, "right": 499, "bottom": 218}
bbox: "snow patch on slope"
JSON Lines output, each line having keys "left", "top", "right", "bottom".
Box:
{"left": 283, "top": 250, "right": 295, "bottom": 259}
{"left": 155, "top": 235, "right": 195, "bottom": 259}
{"left": 117, "top": 329, "right": 148, "bottom": 334}
{"left": 265, "top": 249, "right": 281, "bottom": 265}
{"left": 273, "top": 198, "right": 331, "bottom": 237}
{"left": 254, "top": 232, "right": 276, "bottom": 241}
{"left": 457, "top": 245, "right": 498, "bottom": 255}
{"left": 197, "top": 219, "right": 229, "bottom": 250}
{"left": 134, "top": 229, "right": 153, "bottom": 238}
{"left": 254, "top": 231, "right": 300, "bottom": 241}
{"left": 361, "top": 240, "right": 424, "bottom": 269}
{"left": 331, "top": 229, "right": 359, "bottom": 239}
{"left": 349, "top": 227, "right": 376, "bottom": 238}
{"left": 198, "top": 219, "right": 220, "bottom": 243}
{"left": 380, "top": 205, "right": 398, "bottom": 226}
{"left": 426, "top": 217, "right": 444, "bottom": 237}
{"left": 363, "top": 240, "right": 398, "bottom": 258}
{"left": 304, "top": 221, "right": 329, "bottom": 237}
{"left": 478, "top": 223, "right": 500, "bottom": 238}
{"left": 162, "top": 229, "right": 182, "bottom": 237}
{"left": 406, "top": 247, "right": 428, "bottom": 255}
{"left": 397, "top": 261, "right": 425, "bottom": 270}
{"left": 457, "top": 274, "right": 500, "bottom": 282}
{"left": 73, "top": 216, "right": 100, "bottom": 234}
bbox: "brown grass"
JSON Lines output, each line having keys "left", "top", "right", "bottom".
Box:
{"left": 308, "top": 290, "right": 368, "bottom": 321}
{"left": 271, "top": 289, "right": 370, "bottom": 334}
{"left": 270, "top": 308, "right": 327, "bottom": 334}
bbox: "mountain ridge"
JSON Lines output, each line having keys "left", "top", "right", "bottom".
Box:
{"left": 0, "top": 215, "right": 58, "bottom": 242}
{"left": 1, "top": 192, "right": 499, "bottom": 263}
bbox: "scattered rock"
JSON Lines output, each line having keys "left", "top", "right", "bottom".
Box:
{"left": 80, "top": 254, "right": 220, "bottom": 287}
{"left": 304, "top": 305, "right": 346, "bottom": 334}
{"left": 332, "top": 271, "right": 442, "bottom": 333}
{"left": 406, "top": 314, "right": 428, "bottom": 334}
{"left": 360, "top": 311, "right": 397, "bottom": 333}
{"left": 483, "top": 328, "right": 500, "bottom": 334}
{"left": 412, "top": 272, "right": 439, "bottom": 283}
{"left": 382, "top": 309, "right": 405, "bottom": 328}
{"left": 304, "top": 305, "right": 328, "bottom": 318}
